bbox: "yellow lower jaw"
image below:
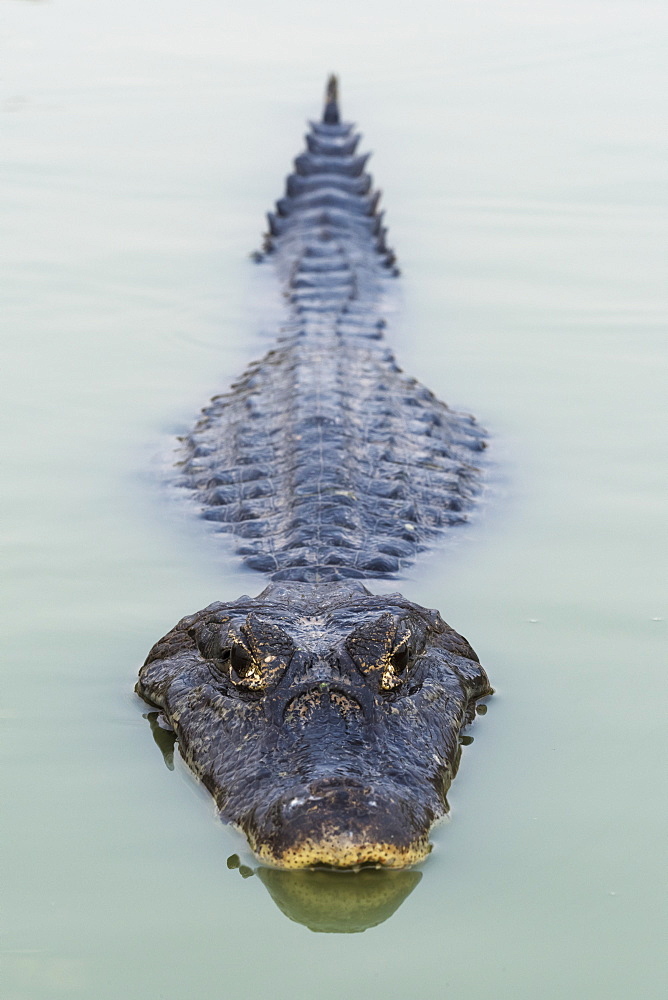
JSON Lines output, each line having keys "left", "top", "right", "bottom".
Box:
{"left": 252, "top": 834, "right": 430, "bottom": 870}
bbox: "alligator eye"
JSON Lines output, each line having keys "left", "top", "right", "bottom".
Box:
{"left": 230, "top": 643, "right": 252, "bottom": 678}
{"left": 390, "top": 644, "right": 409, "bottom": 674}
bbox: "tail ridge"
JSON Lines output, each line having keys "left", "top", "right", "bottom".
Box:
{"left": 323, "top": 74, "right": 340, "bottom": 124}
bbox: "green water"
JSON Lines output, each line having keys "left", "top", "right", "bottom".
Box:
{"left": 2, "top": 1, "right": 666, "bottom": 997}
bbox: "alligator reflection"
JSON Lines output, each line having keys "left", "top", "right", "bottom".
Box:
{"left": 228, "top": 854, "right": 422, "bottom": 933}
{"left": 144, "top": 712, "right": 177, "bottom": 771}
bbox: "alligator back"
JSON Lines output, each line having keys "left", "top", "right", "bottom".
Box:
{"left": 178, "top": 77, "right": 486, "bottom": 582}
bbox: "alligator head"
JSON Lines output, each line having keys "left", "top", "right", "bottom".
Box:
{"left": 136, "top": 581, "right": 491, "bottom": 869}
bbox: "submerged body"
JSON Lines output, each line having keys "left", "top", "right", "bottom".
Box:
{"left": 137, "top": 79, "right": 492, "bottom": 868}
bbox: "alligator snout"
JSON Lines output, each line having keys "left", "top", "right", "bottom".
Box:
{"left": 246, "top": 779, "right": 432, "bottom": 870}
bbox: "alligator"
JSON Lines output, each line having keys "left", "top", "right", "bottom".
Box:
{"left": 137, "top": 77, "right": 492, "bottom": 870}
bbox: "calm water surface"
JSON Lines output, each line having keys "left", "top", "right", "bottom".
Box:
{"left": 2, "top": 1, "right": 666, "bottom": 998}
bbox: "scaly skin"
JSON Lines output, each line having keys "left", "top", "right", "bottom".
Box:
{"left": 138, "top": 78, "right": 491, "bottom": 868}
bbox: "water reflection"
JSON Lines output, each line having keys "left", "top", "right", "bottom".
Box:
{"left": 228, "top": 857, "right": 422, "bottom": 933}
{"left": 143, "top": 711, "right": 177, "bottom": 771}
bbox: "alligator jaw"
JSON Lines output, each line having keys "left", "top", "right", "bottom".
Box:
{"left": 250, "top": 832, "right": 430, "bottom": 871}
